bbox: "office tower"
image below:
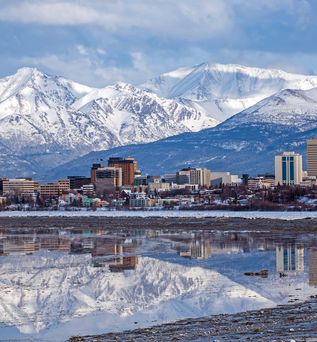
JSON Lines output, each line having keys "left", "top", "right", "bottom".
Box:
{"left": 91, "top": 163, "right": 103, "bottom": 183}
{"left": 94, "top": 167, "right": 122, "bottom": 194}
{"left": 108, "top": 157, "right": 138, "bottom": 186}
{"left": 307, "top": 139, "right": 317, "bottom": 177}
{"left": 176, "top": 167, "right": 211, "bottom": 187}
{"left": 274, "top": 152, "right": 302, "bottom": 185}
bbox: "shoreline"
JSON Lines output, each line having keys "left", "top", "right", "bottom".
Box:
{"left": 68, "top": 297, "right": 317, "bottom": 341}
{"left": 0, "top": 216, "right": 317, "bottom": 233}
{"left": 1, "top": 209, "right": 317, "bottom": 220}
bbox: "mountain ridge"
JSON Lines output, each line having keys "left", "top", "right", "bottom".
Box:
{"left": 142, "top": 62, "right": 317, "bottom": 122}
{"left": 0, "top": 67, "right": 215, "bottom": 177}
{"left": 46, "top": 86, "right": 317, "bottom": 180}
{"left": 2, "top": 63, "right": 317, "bottom": 177}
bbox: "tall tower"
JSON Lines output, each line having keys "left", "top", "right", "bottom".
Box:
{"left": 108, "top": 157, "right": 138, "bottom": 186}
{"left": 307, "top": 139, "right": 317, "bottom": 177}
{"left": 275, "top": 152, "right": 302, "bottom": 185}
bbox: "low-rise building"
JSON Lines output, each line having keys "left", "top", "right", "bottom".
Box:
{"left": 248, "top": 177, "right": 275, "bottom": 189}
{"left": 67, "top": 176, "right": 91, "bottom": 189}
{"left": 2, "top": 178, "right": 39, "bottom": 195}
{"left": 82, "top": 184, "right": 95, "bottom": 196}
{"left": 39, "top": 179, "right": 70, "bottom": 198}
{"left": 210, "top": 172, "right": 240, "bottom": 186}
{"left": 129, "top": 192, "right": 157, "bottom": 208}
{"left": 148, "top": 182, "right": 170, "bottom": 192}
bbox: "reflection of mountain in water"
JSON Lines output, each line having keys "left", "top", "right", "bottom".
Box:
{"left": 0, "top": 255, "right": 273, "bottom": 339}
{"left": 1, "top": 229, "right": 317, "bottom": 340}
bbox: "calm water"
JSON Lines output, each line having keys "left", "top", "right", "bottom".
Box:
{"left": 0, "top": 227, "right": 317, "bottom": 341}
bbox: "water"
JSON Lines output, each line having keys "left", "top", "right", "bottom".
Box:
{"left": 0, "top": 227, "right": 317, "bottom": 341}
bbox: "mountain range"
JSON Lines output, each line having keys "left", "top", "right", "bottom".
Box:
{"left": 0, "top": 67, "right": 214, "bottom": 177}
{"left": 142, "top": 62, "right": 317, "bottom": 121}
{"left": 48, "top": 87, "right": 317, "bottom": 179}
{"left": 1, "top": 63, "right": 317, "bottom": 178}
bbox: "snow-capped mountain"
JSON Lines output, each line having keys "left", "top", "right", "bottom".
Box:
{"left": 0, "top": 68, "right": 215, "bottom": 177}
{"left": 49, "top": 86, "right": 317, "bottom": 178}
{"left": 3, "top": 64, "right": 317, "bottom": 178}
{"left": 142, "top": 63, "right": 317, "bottom": 122}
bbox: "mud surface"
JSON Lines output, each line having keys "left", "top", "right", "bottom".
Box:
{"left": 0, "top": 216, "right": 316, "bottom": 233}
{"left": 68, "top": 298, "right": 317, "bottom": 342}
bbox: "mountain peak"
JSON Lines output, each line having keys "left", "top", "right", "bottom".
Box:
{"left": 15, "top": 66, "right": 46, "bottom": 80}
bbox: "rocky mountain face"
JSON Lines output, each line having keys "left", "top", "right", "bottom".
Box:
{"left": 0, "top": 68, "right": 215, "bottom": 177}
{"left": 142, "top": 63, "right": 317, "bottom": 122}
{"left": 48, "top": 87, "right": 317, "bottom": 179}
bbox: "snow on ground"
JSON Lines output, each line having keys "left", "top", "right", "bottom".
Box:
{"left": 0, "top": 210, "right": 317, "bottom": 220}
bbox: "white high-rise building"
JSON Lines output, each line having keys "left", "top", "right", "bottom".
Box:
{"left": 274, "top": 152, "right": 302, "bottom": 185}
{"left": 176, "top": 167, "right": 211, "bottom": 187}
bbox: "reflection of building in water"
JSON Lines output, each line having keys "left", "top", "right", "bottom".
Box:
{"left": 276, "top": 244, "right": 304, "bottom": 273}
{"left": 0, "top": 237, "right": 39, "bottom": 255}
{"left": 92, "top": 237, "right": 138, "bottom": 272}
{"left": 179, "top": 238, "right": 212, "bottom": 259}
{"left": 39, "top": 236, "right": 70, "bottom": 252}
{"left": 0, "top": 235, "right": 70, "bottom": 255}
{"left": 309, "top": 247, "right": 317, "bottom": 287}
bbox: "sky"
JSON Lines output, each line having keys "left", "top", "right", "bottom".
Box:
{"left": 0, "top": 0, "right": 317, "bottom": 87}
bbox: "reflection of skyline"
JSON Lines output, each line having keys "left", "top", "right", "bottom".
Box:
{"left": 178, "top": 239, "right": 212, "bottom": 259}
{"left": 276, "top": 244, "right": 304, "bottom": 273}
{"left": 0, "top": 236, "right": 71, "bottom": 255}
{"left": 0, "top": 233, "right": 138, "bottom": 273}
{"left": 91, "top": 237, "right": 138, "bottom": 272}
{"left": 309, "top": 247, "right": 317, "bottom": 287}
{"left": 3, "top": 229, "right": 317, "bottom": 278}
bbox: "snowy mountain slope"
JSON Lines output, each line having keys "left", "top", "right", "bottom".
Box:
{"left": 0, "top": 253, "right": 275, "bottom": 340}
{"left": 49, "top": 87, "right": 317, "bottom": 178}
{"left": 142, "top": 63, "right": 317, "bottom": 122}
{"left": 0, "top": 68, "right": 215, "bottom": 177}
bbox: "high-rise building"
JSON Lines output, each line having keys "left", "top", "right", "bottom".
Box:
{"left": 275, "top": 152, "right": 302, "bottom": 185}
{"left": 307, "top": 139, "right": 317, "bottom": 177}
{"left": 108, "top": 157, "right": 138, "bottom": 186}
{"left": 94, "top": 167, "right": 122, "bottom": 194}
{"left": 176, "top": 167, "right": 211, "bottom": 187}
{"left": 91, "top": 163, "right": 103, "bottom": 183}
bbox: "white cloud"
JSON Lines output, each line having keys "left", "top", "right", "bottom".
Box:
{"left": 20, "top": 49, "right": 154, "bottom": 87}
{"left": 0, "top": 0, "right": 235, "bottom": 40}
{"left": 76, "top": 45, "right": 88, "bottom": 56}
{"left": 0, "top": 1, "right": 106, "bottom": 25}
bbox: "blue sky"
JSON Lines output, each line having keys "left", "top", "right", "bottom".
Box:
{"left": 0, "top": 0, "right": 316, "bottom": 86}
